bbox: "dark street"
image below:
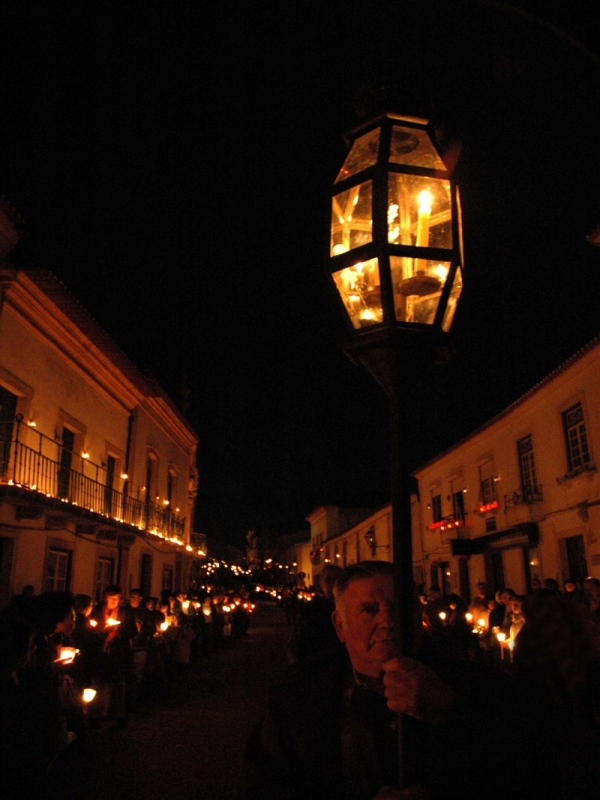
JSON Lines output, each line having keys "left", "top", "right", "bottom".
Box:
{"left": 45, "top": 602, "right": 289, "bottom": 800}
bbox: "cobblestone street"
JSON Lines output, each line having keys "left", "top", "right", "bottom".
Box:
{"left": 45, "top": 602, "right": 289, "bottom": 800}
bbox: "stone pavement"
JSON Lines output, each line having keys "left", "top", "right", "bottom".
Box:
{"left": 45, "top": 602, "right": 290, "bottom": 800}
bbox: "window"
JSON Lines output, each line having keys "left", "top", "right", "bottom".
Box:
{"left": 162, "top": 566, "right": 173, "bottom": 592}
{"left": 94, "top": 556, "right": 114, "bottom": 601}
{"left": 0, "top": 385, "right": 18, "bottom": 479}
{"left": 431, "top": 493, "right": 442, "bottom": 522}
{"left": 0, "top": 537, "right": 15, "bottom": 608}
{"left": 478, "top": 460, "right": 497, "bottom": 506}
{"left": 452, "top": 490, "right": 466, "bottom": 524}
{"left": 167, "top": 468, "right": 176, "bottom": 506}
{"left": 140, "top": 553, "right": 152, "bottom": 597}
{"left": 562, "top": 402, "right": 590, "bottom": 473}
{"left": 58, "top": 428, "right": 75, "bottom": 499}
{"left": 517, "top": 434, "right": 538, "bottom": 500}
{"left": 44, "top": 548, "right": 71, "bottom": 592}
{"left": 104, "top": 455, "right": 116, "bottom": 516}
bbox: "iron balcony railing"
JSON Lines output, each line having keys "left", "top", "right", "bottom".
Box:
{"left": 504, "top": 485, "right": 544, "bottom": 510}
{"left": 0, "top": 418, "right": 185, "bottom": 542}
{"left": 427, "top": 512, "right": 469, "bottom": 532}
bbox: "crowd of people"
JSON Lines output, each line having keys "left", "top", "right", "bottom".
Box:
{"left": 3, "top": 569, "right": 600, "bottom": 799}
{"left": 247, "top": 569, "right": 600, "bottom": 799}
{"left": 0, "top": 582, "right": 254, "bottom": 797}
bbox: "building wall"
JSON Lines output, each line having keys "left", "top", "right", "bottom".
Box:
{"left": 306, "top": 503, "right": 393, "bottom": 574}
{"left": 0, "top": 266, "right": 199, "bottom": 605}
{"left": 414, "top": 339, "right": 600, "bottom": 600}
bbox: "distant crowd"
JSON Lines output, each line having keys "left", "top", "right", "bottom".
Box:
{"left": 0, "top": 583, "right": 254, "bottom": 798}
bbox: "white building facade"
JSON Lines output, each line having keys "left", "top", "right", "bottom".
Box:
{"left": 0, "top": 224, "right": 200, "bottom": 606}
{"left": 414, "top": 338, "right": 600, "bottom": 599}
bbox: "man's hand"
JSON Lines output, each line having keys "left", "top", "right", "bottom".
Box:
{"left": 381, "top": 657, "right": 454, "bottom": 724}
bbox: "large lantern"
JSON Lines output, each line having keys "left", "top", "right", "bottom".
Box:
{"left": 329, "top": 113, "right": 463, "bottom": 339}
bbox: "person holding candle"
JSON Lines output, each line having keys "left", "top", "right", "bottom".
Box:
{"left": 88, "top": 585, "right": 135, "bottom": 727}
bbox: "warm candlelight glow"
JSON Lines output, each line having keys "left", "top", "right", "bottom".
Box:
{"left": 89, "top": 619, "right": 98, "bottom": 628}
{"left": 82, "top": 688, "right": 97, "bottom": 703}
{"left": 416, "top": 189, "right": 432, "bottom": 248}
{"left": 496, "top": 632, "right": 506, "bottom": 642}
{"left": 105, "top": 618, "right": 121, "bottom": 628}
{"left": 54, "top": 647, "right": 79, "bottom": 664}
{"left": 465, "top": 613, "right": 473, "bottom": 623}
{"left": 160, "top": 621, "right": 169, "bottom": 631}
{"left": 438, "top": 611, "right": 447, "bottom": 621}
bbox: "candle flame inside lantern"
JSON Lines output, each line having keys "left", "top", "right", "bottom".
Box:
{"left": 417, "top": 190, "right": 432, "bottom": 215}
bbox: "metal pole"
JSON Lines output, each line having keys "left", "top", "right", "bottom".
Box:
{"left": 388, "top": 346, "right": 418, "bottom": 789}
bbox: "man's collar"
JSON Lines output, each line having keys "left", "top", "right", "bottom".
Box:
{"left": 352, "top": 667, "right": 385, "bottom": 695}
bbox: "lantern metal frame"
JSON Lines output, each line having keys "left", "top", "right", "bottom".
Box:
{"left": 328, "top": 112, "right": 463, "bottom": 348}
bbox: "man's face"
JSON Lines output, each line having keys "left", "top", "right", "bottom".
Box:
{"left": 105, "top": 593, "right": 121, "bottom": 611}
{"left": 129, "top": 595, "right": 142, "bottom": 608}
{"left": 333, "top": 575, "right": 395, "bottom": 678}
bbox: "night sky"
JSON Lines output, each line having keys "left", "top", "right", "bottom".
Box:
{"left": 1, "top": 1, "right": 599, "bottom": 549}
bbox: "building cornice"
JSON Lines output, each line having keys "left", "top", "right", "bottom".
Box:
{"left": 414, "top": 335, "right": 600, "bottom": 475}
{"left": 1, "top": 269, "right": 197, "bottom": 444}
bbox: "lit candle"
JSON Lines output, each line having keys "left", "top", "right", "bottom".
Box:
{"left": 415, "top": 190, "right": 432, "bottom": 275}
{"left": 105, "top": 618, "right": 121, "bottom": 628}
{"left": 465, "top": 613, "right": 473, "bottom": 623}
{"left": 54, "top": 646, "right": 79, "bottom": 664}
{"left": 89, "top": 619, "right": 98, "bottom": 628}
{"left": 160, "top": 621, "right": 169, "bottom": 631}
{"left": 416, "top": 190, "right": 432, "bottom": 247}
{"left": 82, "top": 688, "right": 97, "bottom": 703}
{"left": 439, "top": 611, "right": 447, "bottom": 621}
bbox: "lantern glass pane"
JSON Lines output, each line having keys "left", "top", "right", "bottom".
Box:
{"left": 335, "top": 128, "right": 380, "bottom": 183}
{"left": 390, "top": 256, "right": 452, "bottom": 325}
{"left": 441, "top": 265, "right": 463, "bottom": 332}
{"left": 331, "top": 180, "right": 373, "bottom": 256}
{"left": 387, "top": 175, "right": 452, "bottom": 250}
{"left": 389, "top": 126, "right": 445, "bottom": 170}
{"left": 332, "top": 258, "right": 382, "bottom": 329}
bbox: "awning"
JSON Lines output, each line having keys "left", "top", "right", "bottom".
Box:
{"left": 451, "top": 522, "right": 539, "bottom": 556}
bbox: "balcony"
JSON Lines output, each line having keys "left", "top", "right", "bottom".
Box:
{"left": 0, "top": 422, "right": 185, "bottom": 543}
{"left": 427, "top": 513, "right": 469, "bottom": 540}
{"left": 504, "top": 485, "right": 544, "bottom": 510}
